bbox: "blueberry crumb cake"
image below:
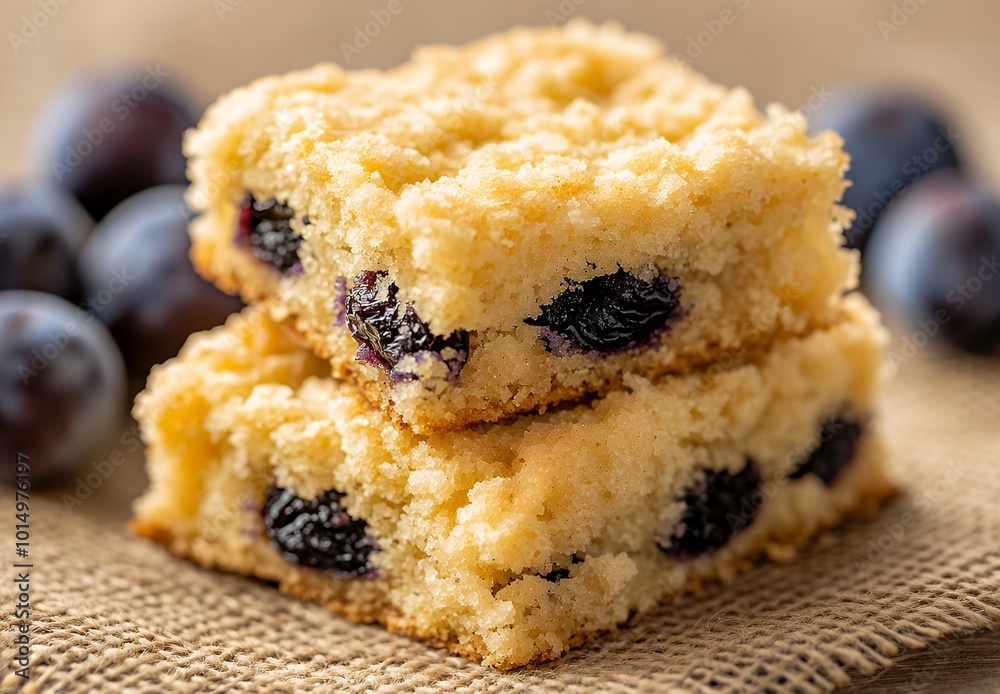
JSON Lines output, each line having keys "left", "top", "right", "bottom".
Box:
{"left": 184, "top": 20, "right": 858, "bottom": 433}
{"left": 131, "top": 296, "right": 895, "bottom": 669}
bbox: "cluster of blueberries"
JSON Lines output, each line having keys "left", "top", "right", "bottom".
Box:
{"left": 0, "top": 73, "right": 241, "bottom": 484}
{"left": 810, "top": 87, "right": 1000, "bottom": 353}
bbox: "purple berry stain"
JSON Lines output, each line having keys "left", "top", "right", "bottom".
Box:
{"left": 658, "top": 461, "right": 762, "bottom": 560}
{"left": 344, "top": 271, "right": 469, "bottom": 381}
{"left": 331, "top": 275, "right": 348, "bottom": 328}
{"left": 237, "top": 195, "right": 303, "bottom": 274}
{"left": 263, "top": 487, "right": 377, "bottom": 577}
{"left": 526, "top": 268, "right": 682, "bottom": 355}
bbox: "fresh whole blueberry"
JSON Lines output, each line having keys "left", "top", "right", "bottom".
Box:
{"left": 809, "top": 88, "right": 962, "bottom": 252}
{"left": 236, "top": 195, "right": 303, "bottom": 274}
{"left": 0, "top": 185, "right": 93, "bottom": 301}
{"left": 657, "top": 461, "right": 762, "bottom": 561}
{"left": 263, "top": 486, "right": 378, "bottom": 576}
{"left": 790, "top": 418, "right": 863, "bottom": 486}
{"left": 78, "top": 186, "right": 243, "bottom": 378}
{"left": 525, "top": 268, "right": 683, "bottom": 355}
{"left": 35, "top": 71, "right": 196, "bottom": 220}
{"left": 865, "top": 172, "right": 1000, "bottom": 353}
{"left": 0, "top": 291, "right": 126, "bottom": 486}
{"left": 344, "top": 271, "right": 469, "bottom": 381}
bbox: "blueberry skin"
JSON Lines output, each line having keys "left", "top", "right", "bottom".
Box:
{"left": 809, "top": 88, "right": 961, "bottom": 252}
{"left": 790, "top": 419, "right": 862, "bottom": 486}
{"left": 658, "top": 461, "right": 762, "bottom": 561}
{"left": 0, "top": 291, "right": 126, "bottom": 486}
{"left": 345, "top": 270, "right": 469, "bottom": 381}
{"left": 78, "top": 186, "right": 244, "bottom": 378}
{"left": 0, "top": 185, "right": 93, "bottom": 301}
{"left": 525, "top": 268, "right": 683, "bottom": 356}
{"left": 865, "top": 172, "right": 1000, "bottom": 353}
{"left": 35, "top": 72, "right": 196, "bottom": 220}
{"left": 263, "top": 487, "right": 378, "bottom": 577}
{"left": 237, "top": 196, "right": 303, "bottom": 274}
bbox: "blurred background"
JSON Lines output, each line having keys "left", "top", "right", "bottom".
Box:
{"left": 3, "top": 0, "right": 1000, "bottom": 181}
{"left": 1, "top": 0, "right": 999, "bottom": 486}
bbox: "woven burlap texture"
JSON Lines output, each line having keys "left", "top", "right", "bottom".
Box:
{"left": 2, "top": 351, "right": 999, "bottom": 693}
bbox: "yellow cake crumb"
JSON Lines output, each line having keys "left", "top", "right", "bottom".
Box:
{"left": 132, "top": 296, "right": 895, "bottom": 669}
{"left": 184, "top": 20, "right": 858, "bottom": 433}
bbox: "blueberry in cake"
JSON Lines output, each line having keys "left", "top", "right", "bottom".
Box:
{"left": 184, "top": 20, "right": 859, "bottom": 434}
{"left": 131, "top": 295, "right": 895, "bottom": 669}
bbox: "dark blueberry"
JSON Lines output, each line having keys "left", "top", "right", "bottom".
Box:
{"left": 237, "top": 196, "right": 303, "bottom": 274}
{"left": 657, "top": 461, "right": 762, "bottom": 561}
{"left": 35, "top": 70, "right": 197, "bottom": 220}
{"left": 865, "top": 172, "right": 1000, "bottom": 353}
{"left": 78, "top": 186, "right": 243, "bottom": 379}
{"left": 525, "top": 268, "right": 682, "bottom": 355}
{"left": 0, "top": 185, "right": 93, "bottom": 301}
{"left": 263, "top": 486, "right": 377, "bottom": 576}
{"left": 790, "top": 419, "right": 863, "bottom": 486}
{"left": 0, "top": 291, "right": 126, "bottom": 486}
{"left": 344, "top": 271, "right": 470, "bottom": 381}
{"left": 808, "top": 87, "right": 962, "bottom": 252}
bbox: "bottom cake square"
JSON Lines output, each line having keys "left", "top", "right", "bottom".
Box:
{"left": 131, "top": 296, "right": 895, "bottom": 669}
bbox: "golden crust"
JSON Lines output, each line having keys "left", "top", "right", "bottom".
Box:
{"left": 183, "top": 20, "right": 858, "bottom": 434}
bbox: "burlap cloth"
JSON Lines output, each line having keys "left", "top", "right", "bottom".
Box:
{"left": 1, "top": 347, "right": 998, "bottom": 693}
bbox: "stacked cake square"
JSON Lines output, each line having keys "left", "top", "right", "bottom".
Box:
{"left": 132, "top": 21, "right": 895, "bottom": 669}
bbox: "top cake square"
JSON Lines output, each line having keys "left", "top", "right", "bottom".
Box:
{"left": 185, "top": 20, "right": 857, "bottom": 433}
